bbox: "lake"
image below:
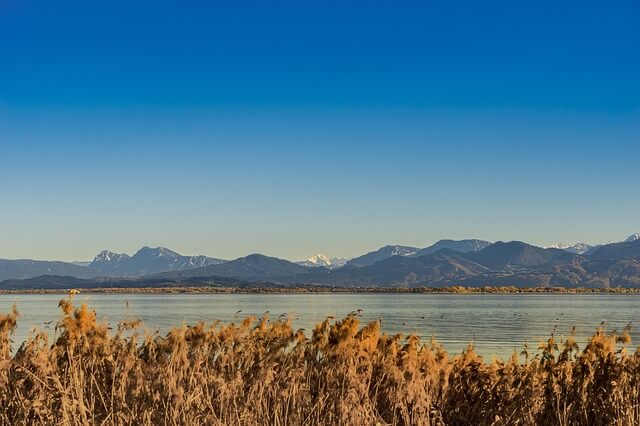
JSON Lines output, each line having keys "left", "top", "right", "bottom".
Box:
{"left": 1, "top": 293, "right": 638, "bottom": 359}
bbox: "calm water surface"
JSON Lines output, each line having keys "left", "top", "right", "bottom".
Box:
{"left": 1, "top": 293, "right": 638, "bottom": 359}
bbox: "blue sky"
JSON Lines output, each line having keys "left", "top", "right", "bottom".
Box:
{"left": 1, "top": 0, "right": 639, "bottom": 261}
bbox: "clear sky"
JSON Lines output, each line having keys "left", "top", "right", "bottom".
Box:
{"left": 1, "top": 0, "right": 639, "bottom": 261}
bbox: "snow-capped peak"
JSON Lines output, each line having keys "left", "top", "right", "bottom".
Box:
{"left": 545, "top": 243, "right": 594, "bottom": 255}
{"left": 296, "top": 254, "right": 349, "bottom": 269}
{"left": 546, "top": 243, "right": 569, "bottom": 250}
{"left": 92, "top": 250, "right": 130, "bottom": 263}
{"left": 626, "top": 233, "right": 640, "bottom": 243}
{"left": 307, "top": 254, "right": 332, "bottom": 266}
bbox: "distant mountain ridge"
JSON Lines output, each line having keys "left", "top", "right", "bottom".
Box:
{"left": 414, "top": 239, "right": 491, "bottom": 257}
{"left": 589, "top": 239, "right": 640, "bottom": 261}
{"left": 469, "top": 241, "right": 563, "bottom": 270}
{"left": 301, "top": 249, "right": 489, "bottom": 287}
{"left": 0, "top": 246, "right": 228, "bottom": 282}
{"left": 0, "top": 260, "right": 99, "bottom": 283}
{"left": 89, "top": 247, "right": 226, "bottom": 276}
{"left": 546, "top": 234, "right": 640, "bottom": 255}
{"left": 154, "top": 254, "right": 310, "bottom": 281}
{"left": 346, "top": 245, "right": 419, "bottom": 267}
{"left": 345, "top": 240, "right": 491, "bottom": 268}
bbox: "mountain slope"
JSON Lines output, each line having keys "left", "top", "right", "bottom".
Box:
{"left": 469, "top": 241, "right": 564, "bottom": 270}
{"left": 0, "top": 260, "right": 99, "bottom": 282}
{"left": 589, "top": 239, "right": 640, "bottom": 261}
{"left": 346, "top": 245, "right": 419, "bottom": 268}
{"left": 414, "top": 239, "right": 491, "bottom": 257}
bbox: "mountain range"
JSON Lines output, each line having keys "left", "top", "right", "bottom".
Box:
{"left": 0, "top": 247, "right": 225, "bottom": 282}
{"left": 1, "top": 234, "right": 640, "bottom": 289}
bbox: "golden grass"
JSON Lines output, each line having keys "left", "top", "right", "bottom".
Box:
{"left": 1, "top": 300, "right": 639, "bottom": 425}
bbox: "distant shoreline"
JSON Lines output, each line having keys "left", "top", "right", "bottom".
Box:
{"left": 1, "top": 286, "right": 640, "bottom": 295}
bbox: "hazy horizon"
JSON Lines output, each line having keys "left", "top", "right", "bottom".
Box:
{"left": 1, "top": 1, "right": 638, "bottom": 262}
{"left": 1, "top": 231, "right": 638, "bottom": 264}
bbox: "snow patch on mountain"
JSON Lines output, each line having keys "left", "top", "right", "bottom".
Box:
{"left": 546, "top": 243, "right": 594, "bottom": 255}
{"left": 92, "top": 250, "right": 130, "bottom": 264}
{"left": 297, "top": 254, "right": 349, "bottom": 269}
{"left": 387, "top": 246, "right": 419, "bottom": 257}
{"left": 626, "top": 233, "right": 640, "bottom": 243}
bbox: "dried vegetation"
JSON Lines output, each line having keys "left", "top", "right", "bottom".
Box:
{"left": 0, "top": 299, "right": 639, "bottom": 425}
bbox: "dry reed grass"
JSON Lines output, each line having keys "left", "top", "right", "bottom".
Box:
{"left": 0, "top": 299, "right": 638, "bottom": 425}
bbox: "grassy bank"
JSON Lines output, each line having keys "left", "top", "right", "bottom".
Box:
{"left": 1, "top": 299, "right": 639, "bottom": 425}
